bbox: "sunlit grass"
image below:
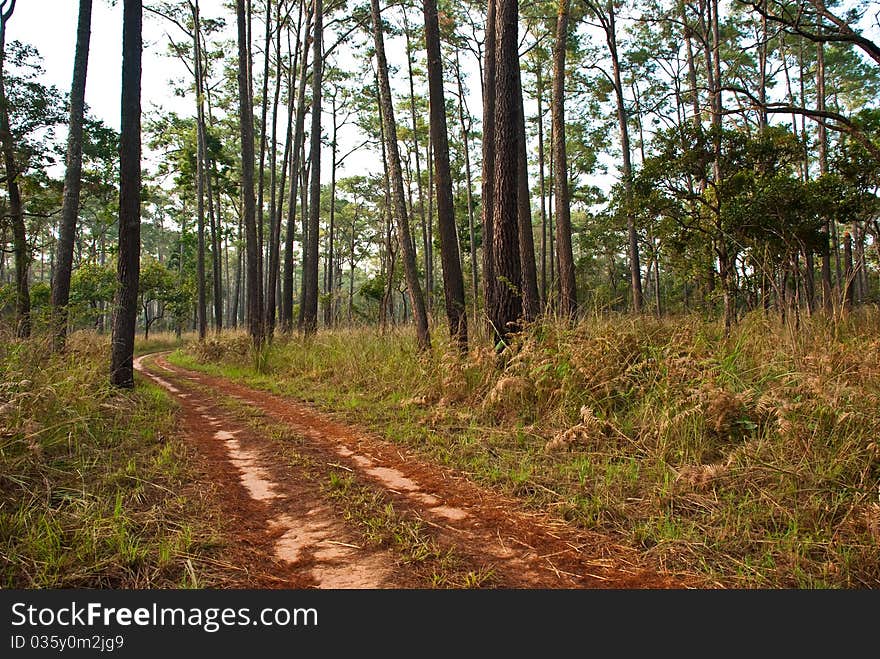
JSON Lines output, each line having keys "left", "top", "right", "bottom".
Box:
{"left": 0, "top": 328, "right": 219, "bottom": 588}
{"left": 173, "top": 309, "right": 880, "bottom": 588}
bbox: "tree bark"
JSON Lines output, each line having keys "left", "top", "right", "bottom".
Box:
{"left": 237, "top": 0, "right": 263, "bottom": 347}
{"left": 403, "top": 10, "right": 429, "bottom": 310}
{"left": 552, "top": 0, "right": 576, "bottom": 319}
{"left": 370, "top": 0, "right": 430, "bottom": 351}
{"left": 51, "top": 0, "right": 92, "bottom": 349}
{"left": 817, "top": 39, "right": 833, "bottom": 312}
{"left": 0, "top": 1, "right": 29, "bottom": 338}
{"left": 265, "top": 0, "right": 284, "bottom": 337}
{"left": 282, "top": 1, "right": 311, "bottom": 332}
{"left": 536, "top": 65, "right": 548, "bottom": 307}
{"left": 302, "top": 0, "right": 322, "bottom": 335}
{"left": 481, "top": 0, "right": 497, "bottom": 319}
{"left": 110, "top": 0, "right": 142, "bottom": 388}
{"left": 488, "top": 0, "right": 523, "bottom": 348}
{"left": 193, "top": 0, "right": 207, "bottom": 340}
{"left": 604, "top": 2, "right": 642, "bottom": 313}
{"left": 324, "top": 95, "right": 338, "bottom": 328}
{"left": 256, "top": 0, "right": 272, "bottom": 291}
{"left": 454, "top": 49, "right": 479, "bottom": 322}
{"left": 515, "top": 57, "right": 539, "bottom": 323}
{"left": 423, "top": 0, "right": 467, "bottom": 350}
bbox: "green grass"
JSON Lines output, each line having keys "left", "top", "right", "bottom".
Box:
{"left": 135, "top": 330, "right": 195, "bottom": 356}
{"left": 171, "top": 311, "right": 880, "bottom": 588}
{"left": 0, "top": 329, "right": 221, "bottom": 588}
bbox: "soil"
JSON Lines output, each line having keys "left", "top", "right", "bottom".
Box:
{"left": 134, "top": 352, "right": 707, "bottom": 589}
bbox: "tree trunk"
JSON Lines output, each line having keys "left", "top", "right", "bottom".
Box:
{"left": 302, "top": 0, "right": 322, "bottom": 335}
{"left": 265, "top": 0, "right": 285, "bottom": 338}
{"left": 423, "top": 0, "right": 467, "bottom": 351}
{"left": 256, "top": 0, "right": 272, "bottom": 291}
{"left": 552, "top": 0, "right": 576, "bottom": 319}
{"left": 817, "top": 40, "right": 833, "bottom": 312}
{"left": 605, "top": 2, "right": 642, "bottom": 313}
{"left": 0, "top": 3, "right": 29, "bottom": 338}
{"left": 536, "top": 65, "right": 548, "bottom": 307}
{"left": 515, "top": 60, "right": 539, "bottom": 323}
{"left": 298, "top": 146, "right": 309, "bottom": 328}
{"left": 110, "top": 0, "right": 142, "bottom": 388}
{"left": 51, "top": 0, "right": 92, "bottom": 349}
{"left": 403, "top": 11, "right": 429, "bottom": 311}
{"left": 236, "top": 0, "right": 263, "bottom": 347}
{"left": 489, "top": 0, "right": 523, "bottom": 348}
{"left": 324, "top": 97, "right": 338, "bottom": 328}
{"left": 193, "top": 0, "right": 207, "bottom": 340}
{"left": 370, "top": 0, "right": 430, "bottom": 351}
{"left": 282, "top": 1, "right": 311, "bottom": 332}
{"left": 454, "top": 49, "right": 479, "bottom": 322}
{"left": 481, "top": 0, "right": 497, "bottom": 319}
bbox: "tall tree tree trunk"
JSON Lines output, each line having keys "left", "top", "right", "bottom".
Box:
{"left": 489, "top": 0, "right": 523, "bottom": 348}
{"left": 454, "top": 49, "right": 479, "bottom": 322}
{"left": 237, "top": 0, "right": 263, "bottom": 347}
{"left": 0, "top": 1, "right": 29, "bottom": 338}
{"left": 265, "top": 1, "right": 285, "bottom": 338}
{"left": 423, "top": 0, "right": 467, "bottom": 350}
{"left": 51, "top": 0, "right": 92, "bottom": 349}
{"left": 536, "top": 65, "right": 548, "bottom": 307}
{"left": 110, "top": 0, "right": 142, "bottom": 388}
{"left": 202, "top": 43, "right": 224, "bottom": 333}
{"left": 604, "top": 1, "right": 642, "bottom": 312}
{"left": 302, "top": 0, "right": 322, "bottom": 335}
{"left": 552, "top": 0, "right": 576, "bottom": 319}
{"left": 402, "top": 10, "right": 429, "bottom": 311}
{"left": 817, "top": 39, "right": 833, "bottom": 313}
{"left": 481, "top": 0, "right": 497, "bottom": 320}
{"left": 348, "top": 205, "right": 357, "bottom": 324}
{"left": 515, "top": 59, "right": 539, "bottom": 322}
{"left": 231, "top": 210, "right": 242, "bottom": 328}
{"left": 324, "top": 96, "right": 338, "bottom": 328}
{"left": 370, "top": 0, "right": 430, "bottom": 351}
{"left": 256, "top": 0, "right": 272, "bottom": 291}
{"left": 282, "top": 1, "right": 311, "bottom": 332}
{"left": 376, "top": 73, "right": 394, "bottom": 331}
{"left": 193, "top": 0, "right": 208, "bottom": 340}
{"left": 298, "top": 146, "right": 309, "bottom": 328}
{"left": 710, "top": 0, "right": 733, "bottom": 333}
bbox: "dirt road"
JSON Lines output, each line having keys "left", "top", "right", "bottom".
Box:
{"left": 134, "top": 352, "right": 701, "bottom": 589}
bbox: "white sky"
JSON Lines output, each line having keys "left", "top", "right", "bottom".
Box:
{"left": 6, "top": 0, "right": 394, "bottom": 180}
{"left": 7, "top": 0, "right": 194, "bottom": 131}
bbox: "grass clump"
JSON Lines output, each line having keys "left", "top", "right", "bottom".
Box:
{"left": 173, "top": 311, "right": 880, "bottom": 588}
{"left": 0, "top": 329, "right": 216, "bottom": 588}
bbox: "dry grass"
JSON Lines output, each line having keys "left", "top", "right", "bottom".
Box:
{"left": 0, "top": 328, "right": 221, "bottom": 588}
{"left": 175, "top": 309, "right": 880, "bottom": 588}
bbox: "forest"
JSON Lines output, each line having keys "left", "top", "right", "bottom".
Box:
{"left": 1, "top": 0, "right": 879, "bottom": 590}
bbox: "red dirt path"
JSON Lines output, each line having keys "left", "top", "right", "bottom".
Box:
{"left": 135, "top": 352, "right": 708, "bottom": 589}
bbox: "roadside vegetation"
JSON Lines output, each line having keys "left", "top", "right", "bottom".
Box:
{"left": 173, "top": 311, "right": 880, "bottom": 588}
{"left": 0, "top": 329, "right": 223, "bottom": 588}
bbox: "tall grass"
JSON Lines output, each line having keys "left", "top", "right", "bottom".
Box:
{"left": 175, "top": 310, "right": 880, "bottom": 587}
{"left": 0, "top": 329, "right": 213, "bottom": 588}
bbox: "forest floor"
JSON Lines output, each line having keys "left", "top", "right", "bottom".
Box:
{"left": 134, "top": 351, "right": 701, "bottom": 589}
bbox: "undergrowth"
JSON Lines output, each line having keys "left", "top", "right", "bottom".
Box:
{"left": 0, "top": 329, "right": 218, "bottom": 588}
{"left": 174, "top": 310, "right": 880, "bottom": 588}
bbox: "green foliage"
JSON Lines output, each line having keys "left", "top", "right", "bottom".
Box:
{"left": 139, "top": 258, "right": 194, "bottom": 332}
